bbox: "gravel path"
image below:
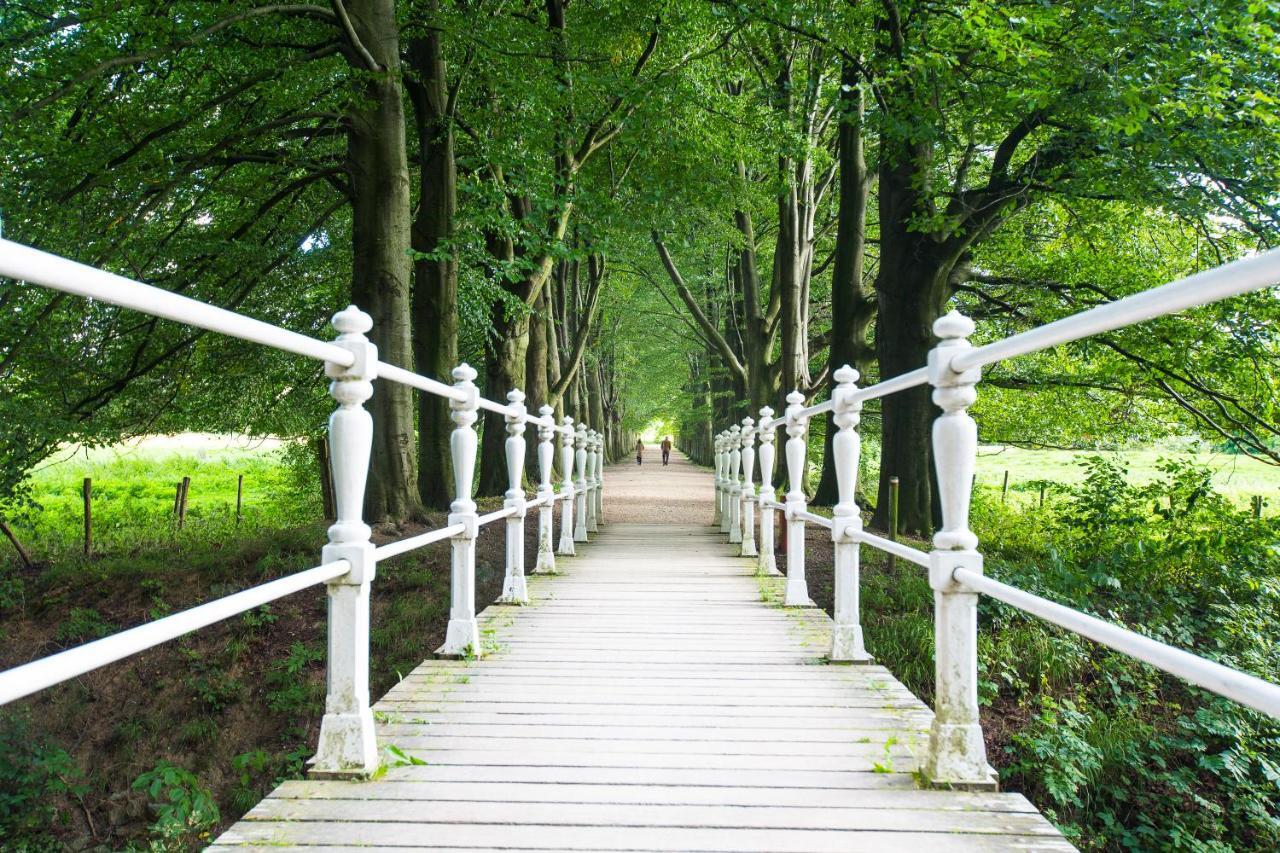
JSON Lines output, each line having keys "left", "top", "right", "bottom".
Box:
{"left": 603, "top": 448, "right": 714, "bottom": 525}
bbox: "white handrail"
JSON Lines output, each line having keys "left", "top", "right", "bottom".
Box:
{"left": 953, "top": 567, "right": 1280, "bottom": 720}
{"left": 477, "top": 506, "right": 519, "bottom": 526}
{"left": 374, "top": 523, "right": 466, "bottom": 561}
{"left": 759, "top": 367, "right": 930, "bottom": 429}
{"left": 952, "top": 248, "right": 1280, "bottom": 373}
{"left": 0, "top": 560, "right": 350, "bottom": 706}
{"left": 0, "top": 238, "right": 354, "bottom": 366}
{"left": 376, "top": 362, "right": 467, "bottom": 402}
{"left": 796, "top": 510, "right": 833, "bottom": 529}
{"left": 856, "top": 530, "right": 930, "bottom": 567}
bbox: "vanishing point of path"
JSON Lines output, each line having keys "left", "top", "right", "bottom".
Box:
{"left": 212, "top": 450, "right": 1071, "bottom": 851}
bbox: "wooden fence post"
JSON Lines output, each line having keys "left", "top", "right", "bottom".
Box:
{"left": 178, "top": 476, "right": 190, "bottom": 529}
{"left": 887, "top": 476, "right": 900, "bottom": 571}
{"left": 82, "top": 477, "right": 92, "bottom": 557}
{"left": 923, "top": 310, "right": 996, "bottom": 790}
{"left": 783, "top": 391, "right": 812, "bottom": 607}
{"left": 236, "top": 474, "right": 244, "bottom": 526}
{"left": 1001, "top": 470, "right": 1009, "bottom": 504}
{"left": 556, "top": 416, "right": 576, "bottom": 556}
{"left": 437, "top": 363, "right": 482, "bottom": 658}
{"left": 830, "top": 365, "right": 871, "bottom": 663}
{"left": 311, "top": 304, "right": 378, "bottom": 779}
{"left": 499, "top": 389, "right": 530, "bottom": 605}
{"left": 0, "top": 519, "right": 33, "bottom": 570}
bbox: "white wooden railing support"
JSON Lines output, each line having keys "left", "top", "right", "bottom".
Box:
{"left": 923, "top": 312, "right": 997, "bottom": 789}
{"left": 718, "top": 433, "right": 731, "bottom": 533}
{"left": 713, "top": 433, "right": 724, "bottom": 526}
{"left": 829, "top": 366, "right": 872, "bottom": 663}
{"left": 499, "top": 390, "right": 530, "bottom": 605}
{"left": 436, "top": 364, "right": 482, "bottom": 658}
{"left": 593, "top": 432, "right": 605, "bottom": 524}
{"left": 534, "top": 405, "right": 558, "bottom": 574}
{"left": 311, "top": 306, "right": 379, "bottom": 779}
{"left": 587, "top": 431, "right": 600, "bottom": 534}
{"left": 573, "top": 423, "right": 589, "bottom": 542}
{"left": 783, "top": 391, "right": 813, "bottom": 607}
{"left": 556, "top": 416, "right": 577, "bottom": 556}
{"left": 756, "top": 408, "right": 779, "bottom": 575}
{"left": 739, "top": 416, "right": 757, "bottom": 557}
{"left": 727, "top": 425, "right": 743, "bottom": 544}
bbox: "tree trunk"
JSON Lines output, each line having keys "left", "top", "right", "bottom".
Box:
{"left": 407, "top": 21, "right": 458, "bottom": 512}
{"left": 814, "top": 67, "right": 874, "bottom": 507}
{"left": 345, "top": 0, "right": 419, "bottom": 523}
{"left": 478, "top": 295, "right": 530, "bottom": 496}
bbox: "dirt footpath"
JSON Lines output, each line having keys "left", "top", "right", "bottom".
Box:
{"left": 602, "top": 448, "right": 714, "bottom": 525}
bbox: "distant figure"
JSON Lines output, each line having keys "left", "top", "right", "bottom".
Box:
{"left": 661, "top": 436, "right": 672, "bottom": 466}
{"left": 635, "top": 439, "right": 644, "bottom": 465}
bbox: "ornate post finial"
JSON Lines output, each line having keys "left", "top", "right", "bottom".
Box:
{"left": 829, "top": 364, "right": 871, "bottom": 663}
{"left": 437, "top": 362, "right": 482, "bottom": 658}
{"left": 556, "top": 416, "right": 577, "bottom": 556}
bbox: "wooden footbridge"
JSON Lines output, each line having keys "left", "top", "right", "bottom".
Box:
{"left": 211, "top": 455, "right": 1070, "bottom": 851}
{"left": 3, "top": 239, "right": 1280, "bottom": 850}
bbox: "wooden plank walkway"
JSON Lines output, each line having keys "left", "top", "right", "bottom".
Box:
{"left": 212, "top": 469, "right": 1071, "bottom": 850}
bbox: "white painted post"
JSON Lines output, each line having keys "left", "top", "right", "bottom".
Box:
{"left": 719, "top": 433, "right": 732, "bottom": 534}
{"left": 740, "top": 416, "right": 757, "bottom": 558}
{"left": 573, "top": 423, "right": 589, "bottom": 543}
{"left": 586, "top": 431, "right": 600, "bottom": 534}
{"left": 556, "top": 416, "right": 576, "bottom": 556}
{"left": 436, "top": 363, "right": 482, "bottom": 658}
{"left": 727, "top": 425, "right": 742, "bottom": 544}
{"left": 923, "top": 311, "right": 996, "bottom": 789}
{"left": 712, "top": 433, "right": 724, "bottom": 526}
{"left": 756, "top": 408, "right": 779, "bottom": 575}
{"left": 534, "top": 405, "right": 558, "bottom": 574}
{"left": 311, "top": 305, "right": 378, "bottom": 779}
{"left": 499, "top": 390, "right": 529, "bottom": 605}
{"left": 783, "top": 390, "right": 812, "bottom": 607}
{"left": 829, "top": 365, "right": 872, "bottom": 663}
{"left": 593, "top": 432, "right": 605, "bottom": 525}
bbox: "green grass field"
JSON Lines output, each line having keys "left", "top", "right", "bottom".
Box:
{"left": 976, "top": 445, "right": 1280, "bottom": 509}
{"left": 6, "top": 435, "right": 318, "bottom": 561}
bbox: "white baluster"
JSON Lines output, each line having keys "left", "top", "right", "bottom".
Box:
{"left": 740, "top": 416, "right": 757, "bottom": 557}
{"left": 784, "top": 390, "right": 813, "bottom": 607}
{"left": 756, "top": 408, "right": 779, "bottom": 575}
{"left": 727, "top": 425, "right": 742, "bottom": 544}
{"left": 573, "top": 423, "right": 589, "bottom": 543}
{"left": 721, "top": 432, "right": 732, "bottom": 532}
{"left": 923, "top": 311, "right": 996, "bottom": 789}
{"left": 311, "top": 305, "right": 378, "bottom": 778}
{"left": 534, "top": 405, "right": 558, "bottom": 574}
{"left": 436, "top": 363, "right": 481, "bottom": 658}
{"left": 556, "top": 416, "right": 576, "bottom": 556}
{"left": 499, "top": 389, "right": 529, "bottom": 605}
{"left": 593, "top": 432, "right": 605, "bottom": 525}
{"left": 829, "top": 365, "right": 872, "bottom": 663}
{"left": 586, "top": 430, "right": 600, "bottom": 534}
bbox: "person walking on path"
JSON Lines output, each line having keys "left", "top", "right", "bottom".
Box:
{"left": 635, "top": 439, "right": 644, "bottom": 466}
{"left": 661, "top": 437, "right": 672, "bottom": 466}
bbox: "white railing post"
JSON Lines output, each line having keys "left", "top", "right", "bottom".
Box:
{"left": 923, "top": 311, "right": 996, "bottom": 789}
{"left": 727, "top": 425, "right": 743, "bottom": 544}
{"left": 534, "top": 405, "right": 558, "bottom": 574}
{"left": 436, "top": 363, "right": 481, "bottom": 658}
{"left": 783, "top": 390, "right": 812, "bottom": 607}
{"left": 311, "top": 305, "right": 378, "bottom": 778}
{"left": 718, "top": 433, "right": 731, "bottom": 533}
{"left": 573, "top": 423, "right": 589, "bottom": 543}
{"left": 829, "top": 365, "right": 872, "bottom": 663}
{"left": 499, "top": 390, "right": 529, "bottom": 605}
{"left": 593, "top": 432, "right": 605, "bottom": 525}
{"left": 712, "top": 433, "right": 723, "bottom": 525}
{"left": 556, "top": 416, "right": 576, "bottom": 556}
{"left": 740, "top": 416, "right": 757, "bottom": 557}
{"left": 756, "top": 408, "right": 779, "bottom": 575}
{"left": 587, "top": 430, "right": 600, "bottom": 533}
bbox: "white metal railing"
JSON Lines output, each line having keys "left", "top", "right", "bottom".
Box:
{"left": 711, "top": 246, "right": 1280, "bottom": 790}
{"left": 0, "top": 237, "right": 610, "bottom": 779}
